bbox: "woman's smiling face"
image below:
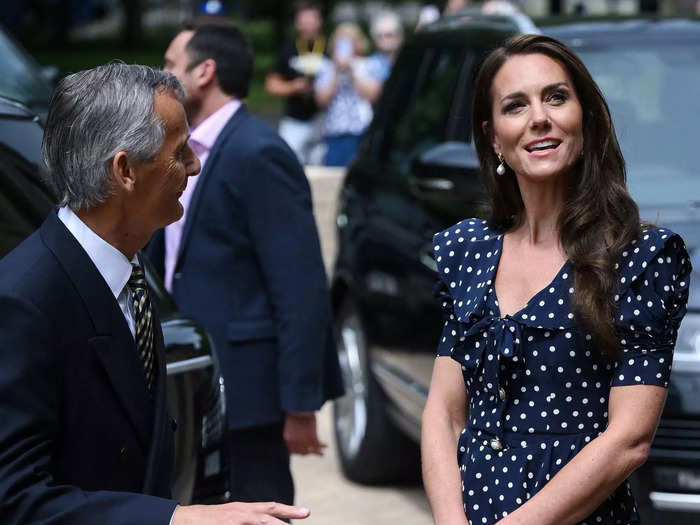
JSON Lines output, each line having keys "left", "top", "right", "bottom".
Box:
{"left": 488, "top": 53, "right": 584, "bottom": 183}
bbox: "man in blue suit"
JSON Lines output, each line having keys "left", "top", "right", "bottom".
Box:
{"left": 148, "top": 24, "right": 344, "bottom": 505}
{"left": 0, "top": 63, "right": 310, "bottom": 524}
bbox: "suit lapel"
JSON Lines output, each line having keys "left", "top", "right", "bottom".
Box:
{"left": 40, "top": 211, "right": 155, "bottom": 451}
{"left": 176, "top": 105, "right": 250, "bottom": 269}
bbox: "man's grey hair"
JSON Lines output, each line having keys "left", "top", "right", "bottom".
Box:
{"left": 42, "top": 63, "right": 185, "bottom": 210}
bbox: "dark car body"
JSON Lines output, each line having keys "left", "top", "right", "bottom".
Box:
{"left": 0, "top": 96, "right": 229, "bottom": 505}
{"left": 331, "top": 14, "right": 700, "bottom": 523}
{"left": 0, "top": 26, "right": 54, "bottom": 118}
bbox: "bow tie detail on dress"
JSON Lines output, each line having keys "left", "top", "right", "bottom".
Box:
{"left": 459, "top": 314, "right": 524, "bottom": 394}
{"left": 453, "top": 313, "right": 525, "bottom": 446}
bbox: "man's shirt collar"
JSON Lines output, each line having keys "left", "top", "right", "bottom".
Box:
{"left": 189, "top": 98, "right": 241, "bottom": 152}
{"left": 57, "top": 206, "right": 136, "bottom": 300}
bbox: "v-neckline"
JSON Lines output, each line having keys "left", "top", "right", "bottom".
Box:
{"left": 490, "top": 233, "right": 571, "bottom": 320}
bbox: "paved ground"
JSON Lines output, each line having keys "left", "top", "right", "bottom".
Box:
{"left": 291, "top": 404, "right": 432, "bottom": 525}
{"left": 290, "top": 167, "right": 433, "bottom": 524}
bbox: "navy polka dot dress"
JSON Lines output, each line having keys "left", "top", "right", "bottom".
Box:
{"left": 433, "top": 218, "right": 692, "bottom": 525}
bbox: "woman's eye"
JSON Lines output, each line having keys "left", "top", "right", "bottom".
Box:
{"left": 503, "top": 102, "right": 522, "bottom": 113}
{"left": 549, "top": 91, "right": 568, "bottom": 104}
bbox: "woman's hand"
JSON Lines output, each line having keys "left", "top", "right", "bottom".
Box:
{"left": 494, "top": 383, "right": 666, "bottom": 525}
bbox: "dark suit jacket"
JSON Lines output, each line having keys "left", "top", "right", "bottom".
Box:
{"left": 0, "top": 211, "right": 177, "bottom": 525}
{"left": 147, "top": 105, "right": 343, "bottom": 429}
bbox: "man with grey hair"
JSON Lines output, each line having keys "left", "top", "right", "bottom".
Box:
{"left": 355, "top": 9, "right": 403, "bottom": 105}
{"left": 0, "top": 63, "right": 309, "bottom": 525}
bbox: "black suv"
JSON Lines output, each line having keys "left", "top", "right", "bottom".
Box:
{"left": 0, "top": 96, "right": 229, "bottom": 504}
{"left": 331, "top": 13, "right": 700, "bottom": 524}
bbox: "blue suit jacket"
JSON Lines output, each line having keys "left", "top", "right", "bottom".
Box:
{"left": 147, "top": 105, "right": 343, "bottom": 429}
{"left": 0, "top": 211, "right": 177, "bottom": 524}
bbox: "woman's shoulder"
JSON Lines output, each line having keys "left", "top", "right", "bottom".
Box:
{"left": 617, "top": 225, "right": 691, "bottom": 295}
{"left": 432, "top": 218, "right": 503, "bottom": 323}
{"left": 618, "top": 226, "right": 688, "bottom": 275}
{"left": 432, "top": 218, "right": 503, "bottom": 285}
{"left": 433, "top": 218, "right": 501, "bottom": 251}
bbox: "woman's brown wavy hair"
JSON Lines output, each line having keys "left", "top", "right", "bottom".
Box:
{"left": 471, "top": 34, "right": 642, "bottom": 357}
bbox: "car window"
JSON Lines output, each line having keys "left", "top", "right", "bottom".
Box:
{"left": 573, "top": 41, "right": 700, "bottom": 206}
{"left": 383, "top": 46, "right": 468, "bottom": 166}
{"left": 0, "top": 29, "right": 52, "bottom": 108}
{"left": 363, "top": 44, "right": 427, "bottom": 159}
{"left": 389, "top": 47, "right": 465, "bottom": 162}
{"left": 0, "top": 139, "right": 55, "bottom": 258}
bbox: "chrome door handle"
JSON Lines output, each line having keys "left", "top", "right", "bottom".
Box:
{"left": 419, "top": 244, "right": 437, "bottom": 272}
{"left": 409, "top": 177, "right": 455, "bottom": 192}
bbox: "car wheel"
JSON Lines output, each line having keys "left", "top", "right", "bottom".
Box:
{"left": 333, "top": 299, "right": 420, "bottom": 484}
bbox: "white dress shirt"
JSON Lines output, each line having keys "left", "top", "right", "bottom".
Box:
{"left": 58, "top": 206, "right": 137, "bottom": 337}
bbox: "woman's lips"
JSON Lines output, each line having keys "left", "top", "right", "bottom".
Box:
{"left": 526, "top": 142, "right": 561, "bottom": 158}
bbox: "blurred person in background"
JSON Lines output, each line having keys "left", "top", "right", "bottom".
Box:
{"left": 444, "top": 0, "right": 470, "bottom": 14}
{"left": 265, "top": 1, "right": 326, "bottom": 165}
{"left": 314, "top": 22, "right": 373, "bottom": 167}
{"left": 354, "top": 10, "right": 404, "bottom": 105}
{"left": 481, "top": 0, "right": 520, "bottom": 15}
{"left": 154, "top": 23, "right": 344, "bottom": 509}
{"left": 416, "top": 4, "right": 441, "bottom": 29}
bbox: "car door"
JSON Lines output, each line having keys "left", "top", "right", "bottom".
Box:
{"left": 342, "top": 36, "right": 485, "bottom": 430}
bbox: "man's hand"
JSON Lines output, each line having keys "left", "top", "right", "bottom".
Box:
{"left": 283, "top": 412, "right": 326, "bottom": 455}
{"left": 290, "top": 77, "right": 312, "bottom": 95}
{"left": 172, "top": 501, "right": 310, "bottom": 524}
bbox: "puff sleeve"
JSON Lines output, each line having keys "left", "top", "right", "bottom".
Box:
{"left": 434, "top": 278, "right": 461, "bottom": 357}
{"left": 612, "top": 231, "right": 692, "bottom": 388}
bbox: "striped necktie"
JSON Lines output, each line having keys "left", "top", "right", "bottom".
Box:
{"left": 127, "top": 264, "right": 156, "bottom": 392}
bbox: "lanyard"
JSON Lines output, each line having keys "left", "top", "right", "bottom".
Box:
{"left": 296, "top": 36, "right": 325, "bottom": 56}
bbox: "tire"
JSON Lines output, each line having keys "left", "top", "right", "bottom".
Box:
{"left": 332, "top": 298, "right": 421, "bottom": 484}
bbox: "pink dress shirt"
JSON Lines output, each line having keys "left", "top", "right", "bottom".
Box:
{"left": 164, "top": 99, "right": 241, "bottom": 291}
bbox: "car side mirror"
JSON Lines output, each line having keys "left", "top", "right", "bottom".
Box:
{"left": 417, "top": 141, "right": 480, "bottom": 171}
{"left": 409, "top": 141, "right": 485, "bottom": 205}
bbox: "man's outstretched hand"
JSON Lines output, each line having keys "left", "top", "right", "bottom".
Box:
{"left": 172, "top": 501, "right": 310, "bottom": 524}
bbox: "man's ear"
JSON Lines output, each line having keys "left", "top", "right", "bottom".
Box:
{"left": 110, "top": 151, "right": 136, "bottom": 192}
{"left": 194, "top": 58, "right": 218, "bottom": 90}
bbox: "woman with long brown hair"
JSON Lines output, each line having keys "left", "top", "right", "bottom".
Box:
{"left": 421, "top": 34, "right": 692, "bottom": 525}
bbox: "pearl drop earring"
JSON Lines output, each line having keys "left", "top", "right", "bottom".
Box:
{"left": 496, "top": 153, "right": 506, "bottom": 176}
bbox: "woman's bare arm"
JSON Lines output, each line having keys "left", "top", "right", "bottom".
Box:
{"left": 496, "top": 384, "right": 667, "bottom": 525}
{"left": 314, "top": 69, "right": 339, "bottom": 108}
{"left": 353, "top": 75, "right": 383, "bottom": 104}
{"left": 422, "top": 356, "right": 470, "bottom": 525}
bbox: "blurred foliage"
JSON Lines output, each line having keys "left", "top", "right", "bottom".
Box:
{"left": 24, "top": 19, "right": 282, "bottom": 118}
